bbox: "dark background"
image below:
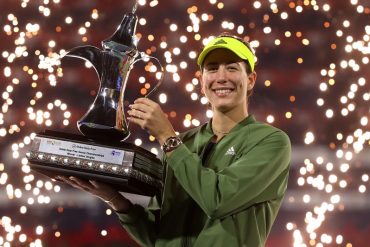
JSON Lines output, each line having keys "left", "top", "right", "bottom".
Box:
{"left": 0, "top": 0, "right": 369, "bottom": 246}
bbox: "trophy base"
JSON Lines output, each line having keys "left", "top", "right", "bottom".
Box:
{"left": 27, "top": 130, "right": 163, "bottom": 197}
{"left": 78, "top": 121, "right": 130, "bottom": 142}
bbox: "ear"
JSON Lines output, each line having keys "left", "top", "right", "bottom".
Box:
{"left": 199, "top": 72, "right": 205, "bottom": 95}
{"left": 247, "top": 71, "right": 257, "bottom": 90}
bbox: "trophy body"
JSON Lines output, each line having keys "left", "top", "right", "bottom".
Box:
{"left": 67, "top": 11, "right": 139, "bottom": 142}
{"left": 27, "top": 3, "right": 163, "bottom": 196}
{"left": 75, "top": 50, "right": 133, "bottom": 142}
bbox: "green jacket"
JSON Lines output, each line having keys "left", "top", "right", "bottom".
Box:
{"left": 117, "top": 115, "right": 291, "bottom": 247}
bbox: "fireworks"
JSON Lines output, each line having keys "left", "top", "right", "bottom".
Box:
{"left": 0, "top": 0, "right": 369, "bottom": 246}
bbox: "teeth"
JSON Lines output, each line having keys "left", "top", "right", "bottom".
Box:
{"left": 214, "top": 89, "right": 232, "bottom": 94}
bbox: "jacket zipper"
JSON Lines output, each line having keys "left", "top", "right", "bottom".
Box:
{"left": 181, "top": 237, "right": 190, "bottom": 247}
{"left": 181, "top": 138, "right": 216, "bottom": 247}
{"left": 232, "top": 214, "right": 242, "bottom": 246}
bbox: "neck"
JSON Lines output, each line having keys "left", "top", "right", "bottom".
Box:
{"left": 211, "top": 106, "right": 248, "bottom": 135}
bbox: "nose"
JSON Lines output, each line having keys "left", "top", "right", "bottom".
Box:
{"left": 215, "top": 66, "right": 227, "bottom": 83}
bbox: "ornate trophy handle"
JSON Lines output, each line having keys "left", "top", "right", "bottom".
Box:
{"left": 117, "top": 50, "right": 164, "bottom": 132}
{"left": 130, "top": 52, "right": 165, "bottom": 98}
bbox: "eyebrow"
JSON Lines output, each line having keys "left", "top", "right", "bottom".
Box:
{"left": 204, "top": 61, "right": 242, "bottom": 67}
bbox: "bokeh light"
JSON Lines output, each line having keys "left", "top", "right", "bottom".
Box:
{"left": 0, "top": 0, "right": 369, "bottom": 246}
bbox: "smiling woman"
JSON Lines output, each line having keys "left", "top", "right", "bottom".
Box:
{"left": 1, "top": 0, "right": 370, "bottom": 246}
{"left": 200, "top": 49, "right": 255, "bottom": 119}
{"left": 198, "top": 35, "right": 257, "bottom": 138}
{"left": 109, "top": 35, "right": 290, "bottom": 247}
{"left": 59, "top": 34, "right": 291, "bottom": 247}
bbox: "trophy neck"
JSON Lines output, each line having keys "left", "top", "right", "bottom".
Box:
{"left": 99, "top": 51, "right": 136, "bottom": 91}
{"left": 102, "top": 12, "right": 138, "bottom": 52}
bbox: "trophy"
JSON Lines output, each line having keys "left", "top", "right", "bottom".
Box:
{"left": 26, "top": 2, "right": 163, "bottom": 196}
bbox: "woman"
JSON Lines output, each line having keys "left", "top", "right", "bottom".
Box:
{"left": 61, "top": 34, "right": 291, "bottom": 247}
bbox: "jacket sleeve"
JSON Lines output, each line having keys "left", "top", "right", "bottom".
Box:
{"left": 166, "top": 130, "right": 291, "bottom": 219}
{"left": 115, "top": 193, "right": 160, "bottom": 247}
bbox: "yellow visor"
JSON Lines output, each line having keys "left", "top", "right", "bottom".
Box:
{"left": 197, "top": 36, "right": 255, "bottom": 71}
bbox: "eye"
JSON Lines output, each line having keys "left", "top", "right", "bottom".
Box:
{"left": 227, "top": 65, "right": 238, "bottom": 71}
{"left": 205, "top": 65, "right": 218, "bottom": 72}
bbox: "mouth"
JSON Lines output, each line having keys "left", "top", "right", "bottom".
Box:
{"left": 212, "top": 88, "right": 234, "bottom": 97}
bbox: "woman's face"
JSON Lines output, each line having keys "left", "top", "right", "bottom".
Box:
{"left": 200, "top": 48, "right": 256, "bottom": 113}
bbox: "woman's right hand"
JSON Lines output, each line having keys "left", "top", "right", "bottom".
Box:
{"left": 56, "top": 176, "right": 132, "bottom": 213}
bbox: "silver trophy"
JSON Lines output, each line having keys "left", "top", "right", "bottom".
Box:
{"left": 26, "top": 2, "right": 163, "bottom": 196}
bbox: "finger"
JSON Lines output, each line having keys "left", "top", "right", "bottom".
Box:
{"left": 127, "top": 109, "right": 144, "bottom": 120}
{"left": 89, "top": 180, "right": 99, "bottom": 187}
{"left": 60, "top": 178, "right": 86, "bottom": 191}
{"left": 134, "top": 97, "right": 155, "bottom": 107}
{"left": 129, "top": 103, "right": 152, "bottom": 114}
{"left": 89, "top": 180, "right": 109, "bottom": 189}
{"left": 127, "top": 116, "right": 146, "bottom": 129}
{"left": 67, "top": 181, "right": 86, "bottom": 191}
{"left": 55, "top": 176, "right": 65, "bottom": 182}
{"left": 57, "top": 176, "right": 73, "bottom": 184}
{"left": 70, "top": 176, "right": 93, "bottom": 190}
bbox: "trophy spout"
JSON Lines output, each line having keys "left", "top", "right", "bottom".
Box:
{"left": 64, "top": 46, "right": 103, "bottom": 79}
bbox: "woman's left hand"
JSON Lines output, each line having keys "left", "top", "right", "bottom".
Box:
{"left": 127, "top": 97, "right": 176, "bottom": 145}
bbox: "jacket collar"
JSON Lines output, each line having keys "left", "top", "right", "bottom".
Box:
{"left": 206, "top": 114, "right": 256, "bottom": 135}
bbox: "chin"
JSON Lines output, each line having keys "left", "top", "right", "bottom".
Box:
{"left": 212, "top": 100, "right": 246, "bottom": 114}
{"left": 213, "top": 103, "right": 234, "bottom": 113}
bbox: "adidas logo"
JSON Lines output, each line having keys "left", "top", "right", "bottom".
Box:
{"left": 214, "top": 39, "right": 227, "bottom": 45}
{"left": 225, "top": 146, "right": 236, "bottom": 155}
